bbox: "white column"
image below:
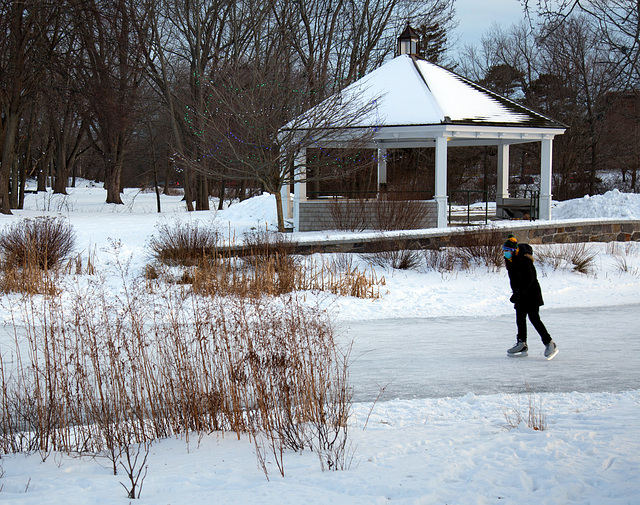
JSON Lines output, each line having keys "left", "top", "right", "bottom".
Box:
{"left": 293, "top": 148, "right": 306, "bottom": 231}
{"left": 377, "top": 147, "right": 387, "bottom": 190}
{"left": 281, "top": 179, "right": 292, "bottom": 220}
{"left": 434, "top": 135, "right": 448, "bottom": 228}
{"left": 496, "top": 143, "right": 510, "bottom": 199}
{"left": 540, "top": 137, "right": 553, "bottom": 220}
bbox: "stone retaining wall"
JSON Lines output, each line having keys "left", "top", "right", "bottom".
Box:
{"left": 291, "top": 219, "right": 640, "bottom": 254}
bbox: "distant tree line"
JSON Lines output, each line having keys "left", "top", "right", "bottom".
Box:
{"left": 455, "top": 0, "right": 639, "bottom": 200}
{"left": 0, "top": 0, "right": 455, "bottom": 227}
{"left": 1, "top": 0, "right": 637, "bottom": 225}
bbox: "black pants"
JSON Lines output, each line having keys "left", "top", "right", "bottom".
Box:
{"left": 516, "top": 305, "right": 551, "bottom": 345}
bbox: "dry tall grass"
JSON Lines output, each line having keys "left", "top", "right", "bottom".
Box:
{"left": 148, "top": 225, "right": 383, "bottom": 299}
{"left": 607, "top": 242, "right": 640, "bottom": 276}
{"left": 0, "top": 271, "right": 352, "bottom": 478}
{"left": 537, "top": 243, "right": 597, "bottom": 273}
{"left": 503, "top": 386, "right": 547, "bottom": 432}
{"left": 148, "top": 220, "right": 220, "bottom": 266}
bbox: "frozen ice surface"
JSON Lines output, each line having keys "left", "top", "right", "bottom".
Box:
{"left": 342, "top": 304, "right": 640, "bottom": 402}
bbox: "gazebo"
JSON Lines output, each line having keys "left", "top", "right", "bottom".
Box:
{"left": 281, "top": 42, "right": 566, "bottom": 232}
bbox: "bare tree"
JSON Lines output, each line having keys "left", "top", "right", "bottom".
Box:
{"left": 184, "top": 59, "right": 378, "bottom": 231}
{"left": 600, "top": 89, "right": 640, "bottom": 191}
{"left": 44, "top": 22, "right": 89, "bottom": 196}
{"left": 523, "top": 0, "right": 639, "bottom": 90}
{"left": 271, "top": 0, "right": 456, "bottom": 98}
{"left": 141, "top": 0, "right": 274, "bottom": 211}
{"left": 538, "top": 15, "right": 618, "bottom": 194}
{"left": 457, "top": 16, "right": 623, "bottom": 198}
{"left": 0, "top": 0, "right": 60, "bottom": 213}
{"left": 72, "top": 0, "right": 147, "bottom": 205}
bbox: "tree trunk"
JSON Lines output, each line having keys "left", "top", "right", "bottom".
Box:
{"left": 163, "top": 160, "right": 171, "bottom": 195}
{"left": 151, "top": 138, "right": 161, "bottom": 213}
{"left": 588, "top": 135, "right": 597, "bottom": 195}
{"left": 183, "top": 168, "right": 195, "bottom": 211}
{"left": 195, "top": 173, "right": 209, "bottom": 210}
{"left": 10, "top": 150, "right": 19, "bottom": 209}
{"left": 18, "top": 161, "right": 27, "bottom": 210}
{"left": 37, "top": 165, "right": 47, "bottom": 192}
{"left": 275, "top": 190, "right": 285, "bottom": 232}
{"left": 217, "top": 180, "right": 225, "bottom": 211}
{"left": 53, "top": 146, "right": 69, "bottom": 195}
{"left": 105, "top": 155, "right": 123, "bottom": 204}
{"left": 0, "top": 111, "right": 19, "bottom": 214}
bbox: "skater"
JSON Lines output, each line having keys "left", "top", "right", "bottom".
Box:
{"left": 502, "top": 234, "right": 558, "bottom": 359}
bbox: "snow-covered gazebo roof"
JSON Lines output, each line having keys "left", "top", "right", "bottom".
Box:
{"left": 284, "top": 54, "right": 565, "bottom": 145}
{"left": 360, "top": 55, "right": 562, "bottom": 127}
{"left": 282, "top": 54, "right": 567, "bottom": 230}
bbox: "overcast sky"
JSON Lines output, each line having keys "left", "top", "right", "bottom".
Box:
{"left": 453, "top": 0, "right": 528, "bottom": 49}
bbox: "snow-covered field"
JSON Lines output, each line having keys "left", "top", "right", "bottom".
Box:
{"left": 0, "top": 184, "right": 639, "bottom": 504}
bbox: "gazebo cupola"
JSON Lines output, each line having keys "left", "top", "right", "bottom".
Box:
{"left": 397, "top": 24, "right": 420, "bottom": 57}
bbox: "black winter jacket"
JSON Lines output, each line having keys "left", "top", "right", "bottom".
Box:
{"left": 505, "top": 244, "right": 544, "bottom": 308}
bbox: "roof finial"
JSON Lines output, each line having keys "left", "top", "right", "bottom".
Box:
{"left": 398, "top": 24, "right": 420, "bottom": 57}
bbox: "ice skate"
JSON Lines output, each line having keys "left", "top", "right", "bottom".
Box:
{"left": 544, "top": 340, "right": 558, "bottom": 360}
{"left": 507, "top": 340, "right": 528, "bottom": 357}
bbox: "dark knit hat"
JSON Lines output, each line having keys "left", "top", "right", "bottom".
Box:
{"left": 502, "top": 234, "right": 518, "bottom": 250}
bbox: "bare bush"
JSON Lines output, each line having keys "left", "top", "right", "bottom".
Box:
{"left": 537, "top": 243, "right": 597, "bottom": 274}
{"left": 456, "top": 229, "right": 504, "bottom": 270}
{"left": 363, "top": 242, "right": 422, "bottom": 271}
{"left": 422, "top": 247, "right": 459, "bottom": 273}
{"left": 373, "top": 189, "right": 428, "bottom": 231}
{"left": 329, "top": 198, "right": 368, "bottom": 232}
{"left": 148, "top": 220, "right": 221, "bottom": 265}
{"left": 0, "top": 217, "right": 75, "bottom": 269}
{"left": 329, "top": 191, "right": 429, "bottom": 232}
{"left": 241, "top": 229, "right": 296, "bottom": 261}
{"left": 119, "top": 442, "right": 150, "bottom": 499}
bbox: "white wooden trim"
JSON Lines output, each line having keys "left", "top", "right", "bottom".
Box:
{"left": 497, "top": 143, "right": 510, "bottom": 199}
{"left": 540, "top": 138, "right": 553, "bottom": 220}
{"left": 434, "top": 135, "right": 448, "bottom": 228}
{"left": 377, "top": 148, "right": 387, "bottom": 189}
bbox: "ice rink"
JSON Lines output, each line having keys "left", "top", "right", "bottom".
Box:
{"left": 341, "top": 304, "right": 640, "bottom": 401}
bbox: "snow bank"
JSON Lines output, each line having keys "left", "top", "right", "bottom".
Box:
{"left": 553, "top": 189, "right": 640, "bottom": 220}
{"left": 1, "top": 391, "right": 638, "bottom": 505}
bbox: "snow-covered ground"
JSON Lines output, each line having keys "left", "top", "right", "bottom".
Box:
{"left": 0, "top": 184, "right": 639, "bottom": 504}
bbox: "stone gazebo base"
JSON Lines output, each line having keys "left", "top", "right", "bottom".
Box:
{"left": 297, "top": 199, "right": 438, "bottom": 232}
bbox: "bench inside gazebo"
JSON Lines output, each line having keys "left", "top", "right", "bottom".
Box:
{"left": 280, "top": 31, "right": 566, "bottom": 232}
